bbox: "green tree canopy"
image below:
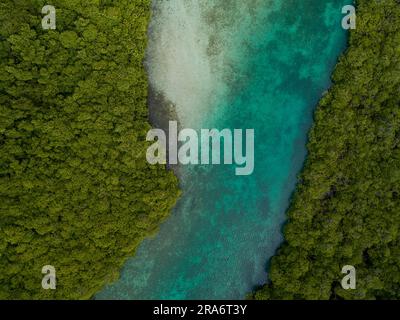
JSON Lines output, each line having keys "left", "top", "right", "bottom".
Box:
{"left": 0, "top": 0, "right": 179, "bottom": 299}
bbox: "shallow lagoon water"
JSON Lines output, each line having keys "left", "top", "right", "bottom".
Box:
{"left": 97, "top": 0, "right": 349, "bottom": 299}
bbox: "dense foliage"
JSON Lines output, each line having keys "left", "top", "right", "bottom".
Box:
{"left": 254, "top": 0, "right": 400, "bottom": 300}
{"left": 0, "top": 0, "right": 179, "bottom": 299}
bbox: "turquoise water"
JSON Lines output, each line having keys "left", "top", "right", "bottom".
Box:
{"left": 97, "top": 0, "right": 349, "bottom": 299}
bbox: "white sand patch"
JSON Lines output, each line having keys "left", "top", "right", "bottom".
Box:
{"left": 146, "top": 1, "right": 225, "bottom": 128}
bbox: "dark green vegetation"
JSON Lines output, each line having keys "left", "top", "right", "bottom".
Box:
{"left": 0, "top": 0, "right": 179, "bottom": 299}
{"left": 253, "top": 0, "right": 400, "bottom": 300}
